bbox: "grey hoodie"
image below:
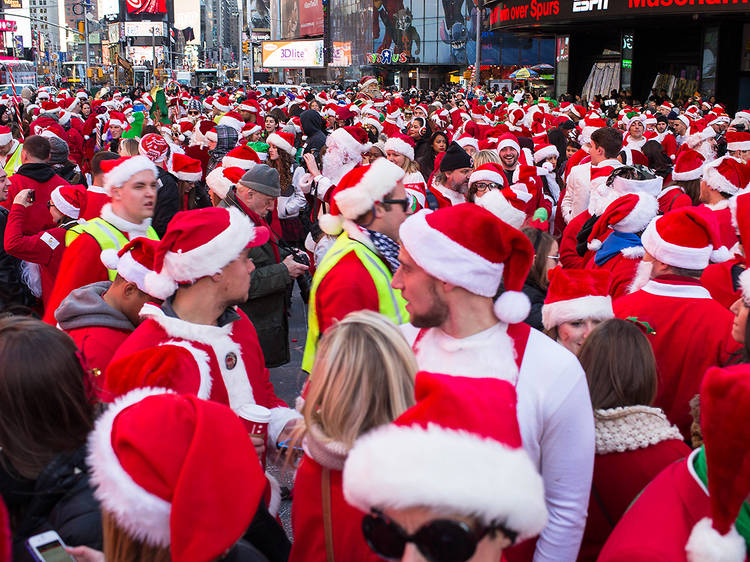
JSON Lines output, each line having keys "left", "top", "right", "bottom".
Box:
{"left": 55, "top": 281, "right": 134, "bottom": 331}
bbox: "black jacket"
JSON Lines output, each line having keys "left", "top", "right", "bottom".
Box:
{"left": 0, "top": 207, "right": 34, "bottom": 313}
{"left": 522, "top": 279, "right": 547, "bottom": 332}
{"left": 300, "top": 110, "right": 326, "bottom": 155}
{"left": 1, "top": 446, "right": 102, "bottom": 561}
{"left": 153, "top": 167, "right": 181, "bottom": 237}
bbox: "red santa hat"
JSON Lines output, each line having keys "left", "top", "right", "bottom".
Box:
{"left": 205, "top": 166, "right": 245, "bottom": 199}
{"left": 619, "top": 147, "right": 649, "bottom": 167}
{"left": 641, "top": 207, "right": 730, "bottom": 270}
{"left": 383, "top": 132, "right": 416, "bottom": 161}
{"left": 726, "top": 131, "right": 750, "bottom": 152}
{"left": 87, "top": 388, "right": 266, "bottom": 562}
{"left": 241, "top": 122, "right": 262, "bottom": 138}
{"left": 171, "top": 154, "right": 202, "bottom": 182}
{"left": 213, "top": 96, "right": 231, "bottom": 112}
{"left": 533, "top": 142, "right": 559, "bottom": 164}
{"left": 672, "top": 149, "right": 706, "bottom": 182}
{"left": 100, "top": 237, "right": 160, "bottom": 294}
{"left": 145, "top": 207, "right": 270, "bottom": 299}
{"left": 0, "top": 125, "right": 11, "bottom": 145}
{"left": 541, "top": 267, "right": 613, "bottom": 330}
{"left": 138, "top": 133, "right": 170, "bottom": 164}
{"left": 704, "top": 156, "right": 750, "bottom": 196}
{"left": 49, "top": 184, "right": 85, "bottom": 220}
{"left": 587, "top": 193, "right": 659, "bottom": 253}
{"left": 455, "top": 133, "right": 479, "bottom": 153}
{"left": 101, "top": 155, "right": 158, "bottom": 195}
{"left": 473, "top": 189, "right": 526, "bottom": 230}
{"left": 218, "top": 110, "right": 244, "bottom": 133}
{"left": 399, "top": 204, "right": 534, "bottom": 324}
{"left": 41, "top": 101, "right": 61, "bottom": 114}
{"left": 325, "top": 125, "right": 372, "bottom": 157}
{"left": 497, "top": 132, "right": 520, "bottom": 154}
{"left": 343, "top": 371, "right": 547, "bottom": 542}
{"left": 222, "top": 144, "right": 260, "bottom": 169}
{"left": 108, "top": 111, "right": 127, "bottom": 129}
{"left": 318, "top": 158, "right": 405, "bottom": 236}
{"left": 468, "top": 162, "right": 506, "bottom": 188}
{"left": 359, "top": 75, "right": 378, "bottom": 90}
{"left": 683, "top": 365, "right": 750, "bottom": 562}
{"left": 266, "top": 131, "right": 296, "bottom": 156}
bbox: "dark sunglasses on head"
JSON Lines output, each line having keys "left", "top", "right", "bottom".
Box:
{"left": 382, "top": 197, "right": 410, "bottom": 212}
{"left": 188, "top": 110, "right": 200, "bottom": 115}
{"left": 362, "top": 509, "right": 507, "bottom": 562}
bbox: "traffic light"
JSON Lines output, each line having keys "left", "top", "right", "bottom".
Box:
{"left": 242, "top": 40, "right": 248, "bottom": 54}
{"left": 78, "top": 20, "right": 85, "bottom": 35}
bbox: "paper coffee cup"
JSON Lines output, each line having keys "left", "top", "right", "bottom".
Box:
{"left": 236, "top": 404, "right": 272, "bottom": 467}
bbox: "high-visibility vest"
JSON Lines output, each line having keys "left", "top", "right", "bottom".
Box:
{"left": 4, "top": 143, "right": 22, "bottom": 176}
{"left": 65, "top": 217, "right": 159, "bottom": 281}
{"left": 301, "top": 231, "right": 408, "bottom": 372}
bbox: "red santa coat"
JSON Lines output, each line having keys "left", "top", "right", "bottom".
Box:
{"left": 701, "top": 202, "right": 738, "bottom": 252}
{"left": 598, "top": 450, "right": 748, "bottom": 562}
{"left": 68, "top": 325, "right": 131, "bottom": 397}
{"left": 613, "top": 276, "right": 739, "bottom": 437}
{"left": 289, "top": 455, "right": 381, "bottom": 562}
{"left": 579, "top": 428, "right": 690, "bottom": 561}
{"left": 3, "top": 203, "right": 68, "bottom": 308}
{"left": 701, "top": 258, "right": 743, "bottom": 310}
{"left": 658, "top": 185, "right": 693, "bottom": 214}
{"left": 560, "top": 210, "right": 598, "bottom": 270}
{"left": 6, "top": 168, "right": 69, "bottom": 234}
{"left": 585, "top": 249, "right": 642, "bottom": 299}
{"left": 109, "top": 303, "right": 297, "bottom": 441}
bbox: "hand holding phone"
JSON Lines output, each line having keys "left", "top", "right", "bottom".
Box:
{"left": 27, "top": 189, "right": 35, "bottom": 203}
{"left": 26, "top": 530, "right": 75, "bottom": 561}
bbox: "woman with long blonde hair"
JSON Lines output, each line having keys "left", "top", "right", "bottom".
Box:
{"left": 289, "top": 310, "right": 418, "bottom": 562}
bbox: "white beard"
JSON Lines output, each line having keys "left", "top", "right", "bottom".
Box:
{"left": 628, "top": 259, "right": 653, "bottom": 294}
{"left": 322, "top": 144, "right": 360, "bottom": 185}
{"left": 695, "top": 141, "right": 717, "bottom": 162}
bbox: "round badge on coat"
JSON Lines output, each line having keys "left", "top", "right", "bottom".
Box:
{"left": 225, "top": 352, "right": 237, "bottom": 370}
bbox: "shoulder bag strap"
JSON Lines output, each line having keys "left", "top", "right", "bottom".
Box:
{"left": 321, "top": 467, "right": 335, "bottom": 562}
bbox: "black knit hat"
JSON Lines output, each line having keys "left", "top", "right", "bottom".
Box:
{"left": 439, "top": 141, "right": 473, "bottom": 172}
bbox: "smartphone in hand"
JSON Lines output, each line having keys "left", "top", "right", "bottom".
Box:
{"left": 26, "top": 530, "right": 76, "bottom": 561}
{"left": 27, "top": 189, "right": 35, "bottom": 203}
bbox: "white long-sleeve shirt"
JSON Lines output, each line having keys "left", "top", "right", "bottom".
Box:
{"left": 402, "top": 322, "right": 595, "bottom": 562}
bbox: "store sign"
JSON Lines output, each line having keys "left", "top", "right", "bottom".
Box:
{"left": 261, "top": 40, "right": 323, "bottom": 68}
{"left": 0, "top": 0, "right": 21, "bottom": 10}
{"left": 365, "top": 50, "right": 408, "bottom": 64}
{"left": 126, "top": 0, "right": 166, "bottom": 15}
{"left": 0, "top": 20, "right": 17, "bottom": 32}
{"left": 124, "top": 22, "right": 166, "bottom": 37}
{"left": 331, "top": 42, "right": 352, "bottom": 67}
{"left": 491, "top": 0, "right": 749, "bottom": 28}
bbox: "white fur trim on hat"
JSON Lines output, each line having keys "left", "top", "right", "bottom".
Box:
{"left": 456, "top": 136, "right": 479, "bottom": 153}
{"left": 672, "top": 166, "right": 704, "bottom": 182}
{"left": 113, "top": 250, "right": 151, "bottom": 294}
{"left": 266, "top": 133, "right": 295, "bottom": 156}
{"left": 174, "top": 169, "right": 202, "bottom": 182}
{"left": 685, "top": 517, "right": 746, "bottom": 562}
{"left": 343, "top": 423, "right": 547, "bottom": 541}
{"left": 0, "top": 130, "right": 11, "bottom": 145}
{"left": 205, "top": 168, "right": 232, "bottom": 199}
{"left": 205, "top": 129, "right": 217, "bottom": 143}
{"left": 468, "top": 169, "right": 503, "bottom": 187}
{"left": 213, "top": 99, "right": 230, "bottom": 112}
{"left": 219, "top": 114, "right": 243, "bottom": 132}
{"left": 474, "top": 190, "right": 525, "bottom": 229}
{"left": 50, "top": 186, "right": 80, "bottom": 219}
{"left": 383, "top": 136, "right": 415, "bottom": 161}
{"left": 614, "top": 194, "right": 659, "bottom": 234}
{"left": 361, "top": 117, "right": 383, "bottom": 134}
{"left": 704, "top": 164, "right": 740, "bottom": 196}
{"left": 611, "top": 176, "right": 663, "bottom": 197}
{"left": 104, "top": 156, "right": 158, "bottom": 195}
{"left": 222, "top": 155, "right": 257, "bottom": 170}
{"left": 87, "top": 387, "right": 175, "bottom": 547}
{"left": 326, "top": 127, "right": 372, "bottom": 158}
{"left": 727, "top": 139, "right": 750, "bottom": 152}
{"left": 400, "top": 209, "right": 504, "bottom": 298}
{"left": 497, "top": 137, "right": 520, "bottom": 154}
{"left": 533, "top": 145, "right": 558, "bottom": 164}
{"left": 334, "top": 158, "right": 406, "bottom": 220}
{"left": 541, "top": 295, "right": 614, "bottom": 331}
{"left": 108, "top": 117, "right": 126, "bottom": 129}
{"left": 739, "top": 268, "right": 750, "bottom": 305}
{"left": 641, "top": 217, "right": 712, "bottom": 270}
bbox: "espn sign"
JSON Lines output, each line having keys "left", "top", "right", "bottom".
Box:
{"left": 572, "top": 0, "right": 608, "bottom": 12}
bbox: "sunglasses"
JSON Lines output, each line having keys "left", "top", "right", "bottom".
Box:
{"left": 362, "top": 509, "right": 498, "bottom": 562}
{"left": 383, "top": 197, "right": 410, "bottom": 212}
{"left": 188, "top": 110, "right": 200, "bottom": 115}
{"left": 472, "top": 181, "right": 498, "bottom": 193}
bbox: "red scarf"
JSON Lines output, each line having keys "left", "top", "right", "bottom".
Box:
{"left": 236, "top": 197, "right": 281, "bottom": 263}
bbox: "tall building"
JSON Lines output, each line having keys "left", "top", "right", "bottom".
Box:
{"left": 200, "top": 0, "right": 232, "bottom": 65}
{"left": 62, "top": 0, "right": 99, "bottom": 58}
{"left": 29, "top": 0, "right": 61, "bottom": 53}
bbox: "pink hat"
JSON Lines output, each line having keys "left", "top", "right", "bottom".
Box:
{"left": 145, "top": 207, "right": 270, "bottom": 299}
{"left": 266, "top": 131, "right": 296, "bottom": 156}
{"left": 222, "top": 144, "right": 260, "bottom": 169}
{"left": 49, "top": 184, "right": 85, "bottom": 220}
{"left": 87, "top": 388, "right": 266, "bottom": 562}
{"left": 383, "top": 132, "right": 416, "bottom": 160}
{"left": 205, "top": 166, "right": 245, "bottom": 199}
{"left": 101, "top": 155, "right": 158, "bottom": 194}
{"left": 138, "top": 133, "right": 170, "bottom": 163}
{"left": 672, "top": 149, "right": 706, "bottom": 182}
{"left": 318, "top": 158, "right": 405, "bottom": 235}
{"left": 704, "top": 156, "right": 750, "bottom": 195}
{"left": 587, "top": 193, "right": 658, "bottom": 252}
{"left": 343, "top": 371, "right": 547, "bottom": 540}
{"left": 100, "top": 237, "right": 160, "bottom": 294}
{"left": 398, "top": 204, "right": 535, "bottom": 324}
{"left": 171, "top": 153, "right": 202, "bottom": 182}
{"left": 542, "top": 266, "right": 613, "bottom": 330}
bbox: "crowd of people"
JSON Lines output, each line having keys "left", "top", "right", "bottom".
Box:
{"left": 0, "top": 75, "right": 750, "bottom": 562}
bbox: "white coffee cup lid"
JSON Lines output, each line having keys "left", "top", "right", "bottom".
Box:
{"left": 235, "top": 403, "right": 271, "bottom": 423}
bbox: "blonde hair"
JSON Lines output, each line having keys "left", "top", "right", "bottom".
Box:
{"left": 102, "top": 510, "right": 171, "bottom": 562}
{"left": 398, "top": 154, "right": 421, "bottom": 174}
{"left": 473, "top": 149, "right": 501, "bottom": 168}
{"left": 118, "top": 138, "right": 140, "bottom": 157}
{"left": 301, "top": 311, "right": 417, "bottom": 448}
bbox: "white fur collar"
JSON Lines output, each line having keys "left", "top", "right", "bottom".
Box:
{"left": 100, "top": 203, "right": 152, "bottom": 237}
{"left": 139, "top": 302, "right": 235, "bottom": 346}
{"left": 620, "top": 246, "right": 646, "bottom": 259}
{"left": 432, "top": 182, "right": 466, "bottom": 206}
{"left": 594, "top": 405, "right": 684, "bottom": 454}
{"left": 704, "top": 200, "right": 731, "bottom": 211}
{"left": 88, "top": 185, "right": 108, "bottom": 194}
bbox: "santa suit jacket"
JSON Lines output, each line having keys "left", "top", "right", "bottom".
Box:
{"left": 613, "top": 276, "right": 739, "bottom": 437}
{"left": 597, "top": 450, "right": 749, "bottom": 562}
{"left": 426, "top": 181, "right": 464, "bottom": 210}
{"left": 289, "top": 455, "right": 381, "bottom": 562}
{"left": 585, "top": 249, "right": 642, "bottom": 299}
{"left": 403, "top": 322, "right": 595, "bottom": 562}
{"left": 110, "top": 302, "right": 299, "bottom": 445}
{"left": 658, "top": 185, "right": 692, "bottom": 214}
{"left": 5, "top": 163, "right": 69, "bottom": 234}
{"left": 560, "top": 210, "right": 597, "bottom": 270}
{"left": 701, "top": 258, "right": 743, "bottom": 310}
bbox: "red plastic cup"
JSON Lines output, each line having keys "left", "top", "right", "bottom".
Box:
{"left": 236, "top": 404, "right": 271, "bottom": 468}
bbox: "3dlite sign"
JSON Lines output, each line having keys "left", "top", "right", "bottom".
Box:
{"left": 491, "top": 0, "right": 749, "bottom": 28}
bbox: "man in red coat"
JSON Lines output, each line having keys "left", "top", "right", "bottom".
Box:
{"left": 599, "top": 364, "right": 750, "bottom": 562}
{"left": 699, "top": 155, "right": 750, "bottom": 252}
{"left": 44, "top": 155, "right": 160, "bottom": 323}
{"left": 5, "top": 135, "right": 71, "bottom": 234}
{"left": 425, "top": 141, "right": 472, "bottom": 209}
{"left": 110, "top": 207, "right": 301, "bottom": 462}
{"left": 614, "top": 207, "right": 739, "bottom": 438}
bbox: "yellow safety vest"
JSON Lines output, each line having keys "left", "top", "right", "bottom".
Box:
{"left": 301, "top": 232, "right": 408, "bottom": 372}
{"left": 4, "top": 143, "right": 22, "bottom": 177}
{"left": 65, "top": 217, "right": 159, "bottom": 281}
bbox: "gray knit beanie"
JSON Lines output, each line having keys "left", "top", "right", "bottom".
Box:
{"left": 239, "top": 164, "right": 281, "bottom": 197}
